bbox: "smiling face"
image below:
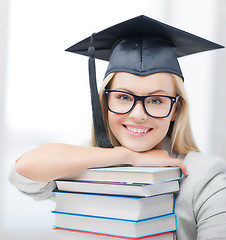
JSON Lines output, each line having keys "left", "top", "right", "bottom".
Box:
{"left": 107, "top": 72, "right": 177, "bottom": 152}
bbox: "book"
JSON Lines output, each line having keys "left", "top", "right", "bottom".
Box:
{"left": 53, "top": 212, "right": 176, "bottom": 238}
{"left": 60, "top": 166, "right": 182, "bottom": 184}
{"left": 54, "top": 228, "right": 175, "bottom": 240}
{"left": 54, "top": 190, "right": 175, "bottom": 221}
{"left": 55, "top": 179, "right": 179, "bottom": 197}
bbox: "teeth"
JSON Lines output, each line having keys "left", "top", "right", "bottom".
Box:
{"left": 127, "top": 127, "right": 148, "bottom": 133}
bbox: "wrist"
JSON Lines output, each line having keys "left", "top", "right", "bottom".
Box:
{"left": 85, "top": 146, "right": 132, "bottom": 169}
{"left": 114, "top": 146, "right": 133, "bottom": 166}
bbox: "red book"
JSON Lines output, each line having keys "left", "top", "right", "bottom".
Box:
{"left": 54, "top": 227, "right": 175, "bottom": 240}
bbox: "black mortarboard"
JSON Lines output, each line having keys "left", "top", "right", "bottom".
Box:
{"left": 66, "top": 15, "right": 224, "bottom": 148}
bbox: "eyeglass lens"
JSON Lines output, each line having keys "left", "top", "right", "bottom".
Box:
{"left": 107, "top": 91, "right": 173, "bottom": 118}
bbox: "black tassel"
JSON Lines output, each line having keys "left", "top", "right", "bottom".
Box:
{"left": 88, "top": 33, "right": 114, "bottom": 148}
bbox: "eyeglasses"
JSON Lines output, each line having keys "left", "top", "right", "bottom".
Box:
{"left": 104, "top": 89, "right": 179, "bottom": 118}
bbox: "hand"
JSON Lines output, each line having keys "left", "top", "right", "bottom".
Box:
{"left": 129, "top": 149, "right": 188, "bottom": 176}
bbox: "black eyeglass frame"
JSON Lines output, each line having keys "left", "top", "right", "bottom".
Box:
{"left": 104, "top": 89, "right": 179, "bottom": 119}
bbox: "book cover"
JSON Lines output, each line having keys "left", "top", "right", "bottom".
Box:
{"left": 55, "top": 179, "right": 179, "bottom": 197}
{"left": 53, "top": 212, "right": 177, "bottom": 238}
{"left": 60, "top": 166, "right": 182, "bottom": 184}
{"left": 54, "top": 228, "right": 175, "bottom": 240}
{"left": 54, "top": 190, "right": 175, "bottom": 220}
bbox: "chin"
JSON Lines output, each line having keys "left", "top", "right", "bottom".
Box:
{"left": 123, "top": 143, "right": 153, "bottom": 152}
{"left": 120, "top": 138, "right": 162, "bottom": 152}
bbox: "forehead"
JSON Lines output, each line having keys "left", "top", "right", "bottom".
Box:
{"left": 110, "top": 72, "right": 176, "bottom": 95}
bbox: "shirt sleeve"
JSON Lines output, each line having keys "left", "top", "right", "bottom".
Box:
{"left": 8, "top": 148, "right": 56, "bottom": 201}
{"left": 194, "top": 156, "right": 226, "bottom": 239}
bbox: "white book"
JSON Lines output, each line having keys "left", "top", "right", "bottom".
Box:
{"left": 54, "top": 191, "right": 175, "bottom": 221}
{"left": 61, "top": 166, "right": 182, "bottom": 184}
{"left": 53, "top": 212, "right": 176, "bottom": 238}
{"left": 55, "top": 179, "right": 179, "bottom": 197}
{"left": 54, "top": 228, "right": 175, "bottom": 240}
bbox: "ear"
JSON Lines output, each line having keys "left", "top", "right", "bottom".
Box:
{"left": 170, "top": 104, "right": 178, "bottom": 121}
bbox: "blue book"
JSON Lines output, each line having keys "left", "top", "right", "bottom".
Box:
{"left": 53, "top": 190, "right": 175, "bottom": 221}
{"left": 52, "top": 211, "right": 177, "bottom": 238}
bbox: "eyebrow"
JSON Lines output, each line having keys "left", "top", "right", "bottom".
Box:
{"left": 115, "top": 88, "right": 169, "bottom": 95}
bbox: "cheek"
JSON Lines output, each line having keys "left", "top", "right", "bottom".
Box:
{"left": 153, "top": 117, "right": 172, "bottom": 135}
{"left": 108, "top": 112, "right": 122, "bottom": 132}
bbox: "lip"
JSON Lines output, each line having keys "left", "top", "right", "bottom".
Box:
{"left": 123, "top": 124, "right": 153, "bottom": 137}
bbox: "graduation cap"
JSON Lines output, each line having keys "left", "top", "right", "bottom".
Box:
{"left": 66, "top": 15, "right": 224, "bottom": 148}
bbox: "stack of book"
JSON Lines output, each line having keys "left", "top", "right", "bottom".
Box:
{"left": 52, "top": 166, "right": 182, "bottom": 240}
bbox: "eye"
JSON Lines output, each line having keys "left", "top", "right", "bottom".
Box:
{"left": 152, "top": 98, "right": 161, "bottom": 104}
{"left": 117, "top": 93, "right": 133, "bottom": 101}
{"left": 147, "top": 97, "right": 162, "bottom": 104}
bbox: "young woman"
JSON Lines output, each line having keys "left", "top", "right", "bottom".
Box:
{"left": 9, "top": 15, "right": 226, "bottom": 239}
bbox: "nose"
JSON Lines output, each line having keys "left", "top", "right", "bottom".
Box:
{"left": 128, "top": 101, "right": 148, "bottom": 121}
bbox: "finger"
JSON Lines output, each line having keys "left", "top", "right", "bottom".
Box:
{"left": 171, "top": 159, "right": 188, "bottom": 176}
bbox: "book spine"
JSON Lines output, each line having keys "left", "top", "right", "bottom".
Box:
{"left": 172, "top": 194, "right": 175, "bottom": 213}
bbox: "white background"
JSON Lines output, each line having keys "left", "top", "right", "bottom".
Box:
{"left": 1, "top": 0, "right": 225, "bottom": 239}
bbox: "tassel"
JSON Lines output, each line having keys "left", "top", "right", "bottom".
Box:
{"left": 88, "top": 33, "right": 114, "bottom": 148}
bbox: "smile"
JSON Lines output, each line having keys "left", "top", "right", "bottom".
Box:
{"left": 127, "top": 127, "right": 148, "bottom": 133}
{"left": 123, "top": 125, "right": 152, "bottom": 135}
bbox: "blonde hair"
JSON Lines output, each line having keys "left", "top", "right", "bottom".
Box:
{"left": 92, "top": 72, "right": 199, "bottom": 155}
